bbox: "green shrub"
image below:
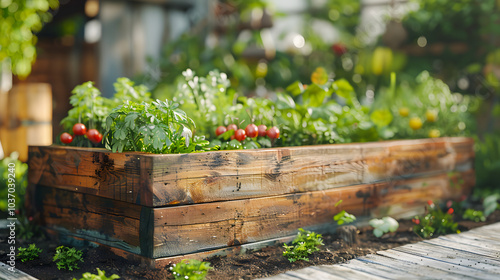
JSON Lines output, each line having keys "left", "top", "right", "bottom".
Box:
{"left": 17, "top": 244, "right": 42, "bottom": 262}
{"left": 283, "top": 228, "right": 324, "bottom": 262}
{"left": 53, "top": 246, "right": 84, "bottom": 271}
{"left": 412, "top": 201, "right": 459, "bottom": 238}
{"left": 462, "top": 209, "right": 486, "bottom": 222}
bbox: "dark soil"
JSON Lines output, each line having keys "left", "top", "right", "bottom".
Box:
{"left": 1, "top": 211, "right": 499, "bottom": 280}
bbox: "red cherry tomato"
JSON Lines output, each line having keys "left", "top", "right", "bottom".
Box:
{"left": 245, "top": 124, "right": 258, "bottom": 138}
{"left": 94, "top": 133, "right": 103, "bottom": 143}
{"left": 60, "top": 132, "right": 73, "bottom": 144}
{"left": 267, "top": 127, "right": 280, "bottom": 139}
{"left": 227, "top": 124, "right": 238, "bottom": 131}
{"left": 215, "top": 126, "right": 227, "bottom": 136}
{"left": 257, "top": 124, "right": 267, "bottom": 137}
{"left": 87, "top": 129, "right": 102, "bottom": 144}
{"left": 331, "top": 43, "right": 347, "bottom": 56}
{"left": 73, "top": 123, "right": 87, "bottom": 136}
{"left": 234, "top": 129, "right": 246, "bottom": 142}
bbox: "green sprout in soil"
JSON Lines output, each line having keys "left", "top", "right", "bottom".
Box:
{"left": 53, "top": 246, "right": 84, "bottom": 271}
{"left": 73, "top": 268, "right": 120, "bottom": 280}
{"left": 169, "top": 259, "right": 212, "bottom": 280}
{"left": 463, "top": 209, "right": 486, "bottom": 222}
{"left": 17, "top": 244, "right": 42, "bottom": 262}
{"left": 283, "top": 228, "right": 324, "bottom": 262}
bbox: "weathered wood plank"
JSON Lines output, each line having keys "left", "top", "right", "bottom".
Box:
{"left": 283, "top": 267, "right": 348, "bottom": 280}
{"left": 340, "top": 259, "right": 421, "bottom": 279}
{"left": 423, "top": 238, "right": 500, "bottom": 259}
{"left": 36, "top": 169, "right": 473, "bottom": 258}
{"left": 313, "top": 265, "right": 386, "bottom": 280}
{"left": 394, "top": 243, "right": 500, "bottom": 269}
{"left": 358, "top": 254, "right": 474, "bottom": 280}
{"left": 439, "top": 234, "right": 500, "bottom": 250}
{"left": 377, "top": 249, "right": 498, "bottom": 279}
{"left": 0, "top": 262, "right": 38, "bottom": 280}
{"left": 28, "top": 137, "right": 474, "bottom": 207}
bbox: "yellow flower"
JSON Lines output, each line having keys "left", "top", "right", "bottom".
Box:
{"left": 425, "top": 110, "right": 438, "bottom": 122}
{"left": 428, "top": 129, "right": 440, "bottom": 138}
{"left": 409, "top": 117, "right": 423, "bottom": 130}
{"left": 311, "top": 67, "right": 328, "bottom": 85}
{"left": 399, "top": 107, "right": 409, "bottom": 117}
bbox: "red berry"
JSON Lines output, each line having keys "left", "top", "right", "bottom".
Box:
{"left": 447, "top": 208, "right": 454, "bottom": 215}
{"left": 73, "top": 123, "right": 87, "bottom": 136}
{"left": 331, "top": 43, "right": 347, "bottom": 56}
{"left": 234, "top": 129, "right": 246, "bottom": 142}
{"left": 257, "top": 124, "right": 267, "bottom": 137}
{"left": 227, "top": 124, "right": 238, "bottom": 132}
{"left": 215, "top": 126, "right": 227, "bottom": 136}
{"left": 245, "top": 124, "right": 258, "bottom": 138}
{"left": 60, "top": 132, "right": 73, "bottom": 144}
{"left": 86, "top": 129, "right": 102, "bottom": 144}
{"left": 266, "top": 127, "right": 280, "bottom": 139}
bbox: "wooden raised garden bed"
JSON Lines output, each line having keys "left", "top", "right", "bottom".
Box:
{"left": 27, "top": 137, "right": 475, "bottom": 267}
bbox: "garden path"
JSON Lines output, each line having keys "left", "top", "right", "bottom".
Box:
{"left": 258, "top": 222, "right": 500, "bottom": 280}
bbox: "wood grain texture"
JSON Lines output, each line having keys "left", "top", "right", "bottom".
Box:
{"left": 36, "top": 170, "right": 474, "bottom": 258}
{"left": 28, "top": 137, "right": 474, "bottom": 207}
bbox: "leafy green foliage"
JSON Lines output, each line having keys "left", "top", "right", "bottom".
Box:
{"left": 333, "top": 210, "right": 356, "bottom": 226}
{"left": 283, "top": 228, "right": 324, "bottom": 262}
{"left": 104, "top": 99, "right": 214, "bottom": 154}
{"left": 60, "top": 78, "right": 151, "bottom": 147}
{"left": 369, "top": 217, "right": 399, "bottom": 238}
{"left": 462, "top": 209, "right": 486, "bottom": 222}
{"left": 483, "top": 194, "right": 500, "bottom": 217}
{"left": 169, "top": 259, "right": 212, "bottom": 280}
{"left": 0, "top": 0, "right": 59, "bottom": 77}
{"left": 372, "top": 71, "right": 476, "bottom": 140}
{"left": 17, "top": 244, "right": 42, "bottom": 262}
{"left": 53, "top": 246, "right": 84, "bottom": 271}
{"left": 475, "top": 134, "right": 500, "bottom": 192}
{"left": 17, "top": 215, "right": 41, "bottom": 240}
{"left": 412, "top": 201, "right": 459, "bottom": 238}
{"left": 73, "top": 268, "right": 120, "bottom": 280}
{"left": 0, "top": 152, "right": 28, "bottom": 212}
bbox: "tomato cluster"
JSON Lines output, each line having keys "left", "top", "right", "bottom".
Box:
{"left": 215, "top": 124, "right": 279, "bottom": 142}
{"left": 60, "top": 123, "right": 103, "bottom": 145}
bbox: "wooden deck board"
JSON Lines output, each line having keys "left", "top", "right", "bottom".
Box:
{"left": 0, "top": 262, "right": 38, "bottom": 280}
{"left": 258, "top": 222, "right": 500, "bottom": 280}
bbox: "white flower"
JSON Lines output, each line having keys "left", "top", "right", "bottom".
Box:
{"left": 182, "top": 127, "right": 192, "bottom": 147}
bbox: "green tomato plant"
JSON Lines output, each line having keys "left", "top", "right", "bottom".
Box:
{"left": 103, "top": 99, "right": 214, "bottom": 154}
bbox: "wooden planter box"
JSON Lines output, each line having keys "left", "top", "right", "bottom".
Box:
{"left": 27, "top": 137, "right": 474, "bottom": 267}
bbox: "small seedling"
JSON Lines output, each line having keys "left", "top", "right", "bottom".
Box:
{"left": 17, "top": 244, "right": 42, "bottom": 262}
{"left": 463, "top": 209, "right": 486, "bottom": 222}
{"left": 283, "top": 228, "right": 324, "bottom": 262}
{"left": 73, "top": 268, "right": 120, "bottom": 280}
{"left": 53, "top": 246, "right": 84, "bottom": 271}
{"left": 333, "top": 210, "right": 356, "bottom": 225}
{"left": 169, "top": 259, "right": 212, "bottom": 280}
{"left": 369, "top": 217, "right": 399, "bottom": 237}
